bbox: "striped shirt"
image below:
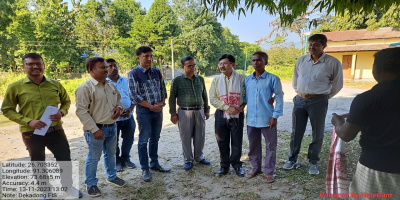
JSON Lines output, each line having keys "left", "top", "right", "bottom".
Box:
{"left": 128, "top": 65, "right": 167, "bottom": 105}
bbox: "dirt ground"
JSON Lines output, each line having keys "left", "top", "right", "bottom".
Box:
{"left": 0, "top": 80, "right": 367, "bottom": 199}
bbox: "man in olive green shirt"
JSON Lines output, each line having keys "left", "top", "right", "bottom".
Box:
{"left": 1, "top": 53, "right": 82, "bottom": 198}
{"left": 169, "top": 56, "right": 211, "bottom": 171}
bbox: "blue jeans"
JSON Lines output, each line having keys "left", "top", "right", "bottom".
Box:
{"left": 136, "top": 106, "right": 162, "bottom": 170}
{"left": 288, "top": 95, "right": 328, "bottom": 164}
{"left": 116, "top": 116, "right": 136, "bottom": 164}
{"left": 84, "top": 124, "right": 117, "bottom": 186}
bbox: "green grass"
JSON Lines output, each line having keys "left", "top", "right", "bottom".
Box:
{"left": 275, "top": 131, "right": 361, "bottom": 199}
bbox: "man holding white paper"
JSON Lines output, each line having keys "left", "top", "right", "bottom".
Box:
{"left": 1, "top": 53, "right": 82, "bottom": 198}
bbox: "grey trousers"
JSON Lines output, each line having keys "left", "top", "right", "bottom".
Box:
{"left": 178, "top": 108, "right": 206, "bottom": 163}
{"left": 247, "top": 126, "right": 277, "bottom": 176}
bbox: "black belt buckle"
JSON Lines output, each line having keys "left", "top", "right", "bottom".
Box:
{"left": 181, "top": 107, "right": 201, "bottom": 110}
{"left": 96, "top": 123, "right": 115, "bottom": 128}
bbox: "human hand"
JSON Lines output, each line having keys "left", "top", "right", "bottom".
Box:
{"left": 154, "top": 102, "right": 166, "bottom": 107}
{"left": 205, "top": 113, "right": 210, "bottom": 120}
{"left": 112, "top": 107, "right": 122, "bottom": 120}
{"left": 268, "top": 97, "right": 275, "bottom": 105}
{"left": 227, "top": 107, "right": 239, "bottom": 115}
{"left": 28, "top": 120, "right": 47, "bottom": 129}
{"left": 235, "top": 106, "right": 244, "bottom": 113}
{"left": 49, "top": 111, "right": 62, "bottom": 122}
{"left": 121, "top": 108, "right": 132, "bottom": 118}
{"left": 150, "top": 105, "right": 163, "bottom": 113}
{"left": 93, "top": 129, "right": 105, "bottom": 140}
{"left": 269, "top": 118, "right": 277, "bottom": 129}
{"left": 171, "top": 115, "right": 179, "bottom": 124}
{"left": 331, "top": 113, "right": 346, "bottom": 127}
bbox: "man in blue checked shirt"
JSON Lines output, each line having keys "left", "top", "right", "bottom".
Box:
{"left": 245, "top": 51, "right": 284, "bottom": 183}
{"left": 106, "top": 58, "right": 137, "bottom": 172}
{"left": 128, "top": 46, "right": 170, "bottom": 182}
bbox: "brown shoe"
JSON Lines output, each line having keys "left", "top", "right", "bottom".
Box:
{"left": 247, "top": 170, "right": 261, "bottom": 178}
{"left": 264, "top": 175, "right": 275, "bottom": 183}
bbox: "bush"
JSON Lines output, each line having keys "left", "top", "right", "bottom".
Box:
{"left": 0, "top": 72, "right": 26, "bottom": 96}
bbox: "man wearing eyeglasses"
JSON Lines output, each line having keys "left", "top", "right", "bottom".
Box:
{"left": 1, "top": 53, "right": 82, "bottom": 198}
{"left": 209, "top": 54, "right": 246, "bottom": 177}
{"left": 168, "top": 56, "right": 211, "bottom": 171}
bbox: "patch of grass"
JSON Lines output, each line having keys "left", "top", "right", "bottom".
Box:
{"left": 344, "top": 79, "right": 377, "bottom": 90}
{"left": 120, "top": 178, "right": 169, "bottom": 199}
{"left": 275, "top": 131, "right": 361, "bottom": 199}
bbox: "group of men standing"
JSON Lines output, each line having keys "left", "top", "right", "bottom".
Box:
{"left": 3, "top": 33, "right": 397, "bottom": 198}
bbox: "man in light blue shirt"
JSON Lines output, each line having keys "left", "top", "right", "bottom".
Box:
{"left": 245, "top": 51, "right": 284, "bottom": 183}
{"left": 106, "top": 58, "right": 136, "bottom": 172}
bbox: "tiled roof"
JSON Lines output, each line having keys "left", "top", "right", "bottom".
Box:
{"left": 324, "top": 44, "right": 389, "bottom": 52}
{"left": 321, "top": 28, "right": 400, "bottom": 42}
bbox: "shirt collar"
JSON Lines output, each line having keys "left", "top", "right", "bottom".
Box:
{"left": 251, "top": 71, "right": 267, "bottom": 79}
{"left": 89, "top": 76, "right": 109, "bottom": 86}
{"left": 138, "top": 65, "right": 153, "bottom": 73}
{"left": 106, "top": 76, "right": 121, "bottom": 83}
{"left": 23, "top": 76, "right": 47, "bottom": 84}
{"left": 308, "top": 53, "right": 327, "bottom": 63}
{"left": 183, "top": 73, "right": 197, "bottom": 79}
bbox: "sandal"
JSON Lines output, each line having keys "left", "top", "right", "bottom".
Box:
{"left": 264, "top": 176, "right": 275, "bottom": 183}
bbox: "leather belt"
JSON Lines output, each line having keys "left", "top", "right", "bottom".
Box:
{"left": 180, "top": 107, "right": 201, "bottom": 110}
{"left": 96, "top": 123, "right": 115, "bottom": 128}
{"left": 23, "top": 124, "right": 63, "bottom": 134}
{"left": 297, "top": 93, "right": 326, "bottom": 99}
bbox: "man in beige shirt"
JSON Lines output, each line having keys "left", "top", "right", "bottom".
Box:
{"left": 209, "top": 54, "right": 246, "bottom": 177}
{"left": 75, "top": 57, "right": 125, "bottom": 197}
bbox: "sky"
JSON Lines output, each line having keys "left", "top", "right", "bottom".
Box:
{"left": 64, "top": 0, "right": 301, "bottom": 49}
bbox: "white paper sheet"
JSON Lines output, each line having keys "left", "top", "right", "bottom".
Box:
{"left": 33, "top": 106, "right": 59, "bottom": 136}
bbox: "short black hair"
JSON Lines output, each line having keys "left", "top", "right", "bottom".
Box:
{"left": 86, "top": 57, "right": 105, "bottom": 72}
{"left": 373, "top": 47, "right": 400, "bottom": 76}
{"left": 105, "top": 58, "right": 117, "bottom": 63}
{"left": 309, "top": 34, "right": 328, "bottom": 45}
{"left": 252, "top": 51, "right": 268, "bottom": 62}
{"left": 219, "top": 54, "right": 235, "bottom": 63}
{"left": 136, "top": 46, "right": 153, "bottom": 56}
{"left": 181, "top": 56, "right": 194, "bottom": 65}
{"left": 22, "top": 53, "right": 43, "bottom": 63}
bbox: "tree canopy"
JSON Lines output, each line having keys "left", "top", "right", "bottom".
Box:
{"left": 201, "top": 0, "right": 398, "bottom": 25}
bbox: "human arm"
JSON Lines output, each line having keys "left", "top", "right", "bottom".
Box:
{"left": 331, "top": 113, "right": 361, "bottom": 142}
{"left": 112, "top": 86, "right": 123, "bottom": 120}
{"left": 201, "top": 77, "right": 210, "bottom": 118}
{"left": 1, "top": 84, "right": 34, "bottom": 126}
{"left": 292, "top": 59, "right": 300, "bottom": 91}
{"left": 75, "top": 85, "right": 100, "bottom": 134}
{"left": 209, "top": 77, "right": 230, "bottom": 111}
{"left": 328, "top": 59, "right": 344, "bottom": 98}
{"left": 272, "top": 77, "right": 284, "bottom": 119}
{"left": 121, "top": 103, "right": 135, "bottom": 118}
{"left": 169, "top": 78, "right": 178, "bottom": 118}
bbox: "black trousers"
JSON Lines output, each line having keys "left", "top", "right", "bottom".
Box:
{"left": 22, "top": 128, "right": 72, "bottom": 187}
{"left": 214, "top": 109, "right": 244, "bottom": 168}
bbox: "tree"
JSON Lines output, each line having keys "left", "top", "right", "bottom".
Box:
{"left": 173, "top": 0, "right": 225, "bottom": 75}
{"left": 315, "top": 4, "right": 400, "bottom": 33}
{"left": 201, "top": 0, "right": 397, "bottom": 25}
{"left": 0, "top": 0, "right": 16, "bottom": 70}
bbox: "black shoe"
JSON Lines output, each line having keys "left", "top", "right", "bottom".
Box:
{"left": 150, "top": 164, "right": 171, "bottom": 173}
{"left": 234, "top": 167, "right": 245, "bottom": 177}
{"left": 197, "top": 159, "right": 211, "bottom": 165}
{"left": 86, "top": 185, "right": 101, "bottom": 197}
{"left": 107, "top": 177, "right": 126, "bottom": 187}
{"left": 217, "top": 167, "right": 229, "bottom": 175}
{"left": 142, "top": 169, "right": 152, "bottom": 182}
{"left": 183, "top": 162, "right": 193, "bottom": 171}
